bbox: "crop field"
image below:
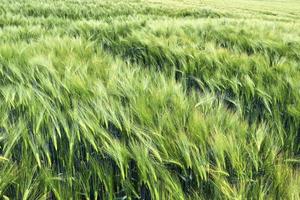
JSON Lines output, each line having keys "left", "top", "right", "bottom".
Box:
{"left": 0, "top": 0, "right": 300, "bottom": 199}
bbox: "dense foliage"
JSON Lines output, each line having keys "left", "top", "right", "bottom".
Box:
{"left": 0, "top": 0, "right": 300, "bottom": 199}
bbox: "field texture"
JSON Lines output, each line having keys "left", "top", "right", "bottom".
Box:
{"left": 1, "top": 0, "right": 300, "bottom": 199}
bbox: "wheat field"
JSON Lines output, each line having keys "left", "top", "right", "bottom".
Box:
{"left": 0, "top": 0, "right": 300, "bottom": 199}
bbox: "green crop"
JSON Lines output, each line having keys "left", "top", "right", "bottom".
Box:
{"left": 0, "top": 0, "right": 299, "bottom": 199}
